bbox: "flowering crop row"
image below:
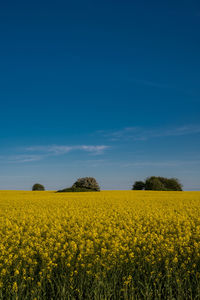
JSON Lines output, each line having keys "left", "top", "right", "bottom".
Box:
{"left": 0, "top": 191, "right": 200, "bottom": 299}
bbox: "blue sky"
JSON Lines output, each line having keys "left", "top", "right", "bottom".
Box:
{"left": 0, "top": 0, "right": 200, "bottom": 190}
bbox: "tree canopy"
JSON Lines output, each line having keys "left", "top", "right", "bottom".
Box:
{"left": 57, "top": 177, "right": 100, "bottom": 192}
{"left": 132, "top": 176, "right": 182, "bottom": 191}
{"left": 32, "top": 183, "right": 45, "bottom": 191}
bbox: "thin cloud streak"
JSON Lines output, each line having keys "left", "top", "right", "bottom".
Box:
{"left": 122, "top": 160, "right": 200, "bottom": 168}
{"left": 26, "top": 145, "right": 110, "bottom": 155}
{"left": 100, "top": 125, "right": 200, "bottom": 141}
{"left": 129, "top": 78, "right": 197, "bottom": 96}
{"left": 0, "top": 145, "right": 110, "bottom": 164}
{"left": 7, "top": 155, "right": 44, "bottom": 163}
{"left": 130, "top": 78, "right": 169, "bottom": 89}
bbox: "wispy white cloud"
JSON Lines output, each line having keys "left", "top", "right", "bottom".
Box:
{"left": 135, "top": 125, "right": 200, "bottom": 141}
{"left": 129, "top": 78, "right": 198, "bottom": 97}
{"left": 99, "top": 127, "right": 139, "bottom": 141}
{"left": 2, "top": 155, "right": 43, "bottom": 163}
{"left": 26, "top": 145, "right": 73, "bottom": 155}
{"left": 0, "top": 145, "right": 110, "bottom": 164}
{"left": 122, "top": 160, "right": 200, "bottom": 168}
{"left": 26, "top": 145, "right": 109, "bottom": 155}
{"left": 99, "top": 125, "right": 200, "bottom": 141}
{"left": 130, "top": 78, "right": 169, "bottom": 89}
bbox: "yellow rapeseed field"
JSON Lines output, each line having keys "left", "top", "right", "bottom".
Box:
{"left": 0, "top": 190, "right": 200, "bottom": 299}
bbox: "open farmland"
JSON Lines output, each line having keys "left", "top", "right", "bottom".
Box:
{"left": 0, "top": 191, "right": 200, "bottom": 299}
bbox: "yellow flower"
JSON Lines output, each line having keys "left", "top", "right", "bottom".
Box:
{"left": 12, "top": 282, "right": 18, "bottom": 292}
{"left": 173, "top": 257, "right": 178, "bottom": 263}
{"left": 14, "top": 270, "right": 20, "bottom": 276}
{"left": 0, "top": 190, "right": 199, "bottom": 297}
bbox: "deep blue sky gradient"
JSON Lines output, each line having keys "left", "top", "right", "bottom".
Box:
{"left": 0, "top": 0, "right": 200, "bottom": 190}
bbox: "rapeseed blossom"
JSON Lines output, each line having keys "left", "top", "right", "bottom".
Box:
{"left": 0, "top": 190, "right": 200, "bottom": 299}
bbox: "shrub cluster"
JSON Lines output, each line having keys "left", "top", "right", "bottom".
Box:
{"left": 132, "top": 181, "right": 145, "bottom": 190}
{"left": 32, "top": 183, "right": 45, "bottom": 191}
{"left": 133, "top": 176, "right": 182, "bottom": 191}
{"left": 57, "top": 177, "right": 100, "bottom": 193}
{"left": 32, "top": 176, "right": 183, "bottom": 192}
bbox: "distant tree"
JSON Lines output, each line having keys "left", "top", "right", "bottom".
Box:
{"left": 144, "top": 176, "right": 182, "bottom": 191}
{"left": 160, "top": 177, "right": 182, "bottom": 191}
{"left": 57, "top": 177, "right": 100, "bottom": 192}
{"left": 32, "top": 183, "right": 45, "bottom": 191}
{"left": 72, "top": 177, "right": 100, "bottom": 191}
{"left": 145, "top": 177, "right": 165, "bottom": 191}
{"left": 132, "top": 181, "right": 145, "bottom": 190}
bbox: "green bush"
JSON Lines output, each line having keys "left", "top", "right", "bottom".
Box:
{"left": 57, "top": 177, "right": 100, "bottom": 193}
{"left": 132, "top": 181, "right": 145, "bottom": 190}
{"left": 145, "top": 177, "right": 166, "bottom": 191}
{"left": 57, "top": 187, "right": 96, "bottom": 193}
{"left": 132, "top": 176, "right": 183, "bottom": 191}
{"left": 72, "top": 177, "right": 100, "bottom": 191}
{"left": 161, "top": 177, "right": 182, "bottom": 191}
{"left": 32, "top": 183, "right": 45, "bottom": 191}
{"left": 144, "top": 176, "right": 182, "bottom": 191}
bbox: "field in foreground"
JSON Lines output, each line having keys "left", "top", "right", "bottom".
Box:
{"left": 0, "top": 191, "right": 200, "bottom": 299}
